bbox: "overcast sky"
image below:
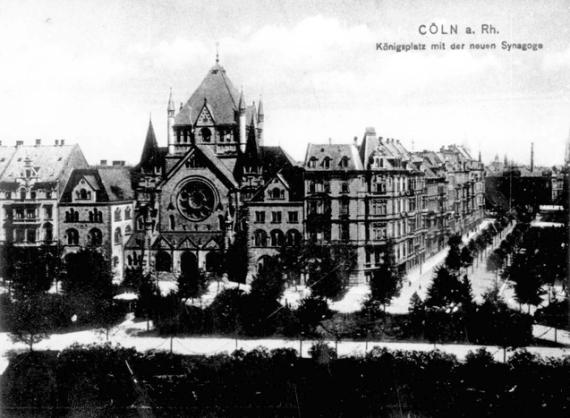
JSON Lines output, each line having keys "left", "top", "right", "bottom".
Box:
{"left": 0, "top": 0, "right": 568, "bottom": 167}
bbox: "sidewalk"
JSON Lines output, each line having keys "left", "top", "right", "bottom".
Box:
{"left": 1, "top": 314, "right": 568, "bottom": 376}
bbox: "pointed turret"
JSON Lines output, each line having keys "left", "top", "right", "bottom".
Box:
{"left": 256, "top": 96, "right": 264, "bottom": 147}
{"left": 257, "top": 96, "right": 264, "bottom": 123}
{"left": 139, "top": 119, "right": 161, "bottom": 172}
{"left": 238, "top": 88, "right": 246, "bottom": 152}
{"left": 167, "top": 88, "right": 175, "bottom": 154}
{"left": 238, "top": 88, "right": 246, "bottom": 112}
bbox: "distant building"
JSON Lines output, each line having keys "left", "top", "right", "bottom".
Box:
{"left": 124, "top": 59, "right": 487, "bottom": 285}
{"left": 58, "top": 162, "right": 134, "bottom": 279}
{"left": 0, "top": 139, "right": 88, "bottom": 248}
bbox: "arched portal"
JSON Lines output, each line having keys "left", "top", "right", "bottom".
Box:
{"left": 180, "top": 251, "right": 198, "bottom": 278}
{"left": 205, "top": 251, "right": 222, "bottom": 273}
{"left": 155, "top": 251, "right": 172, "bottom": 272}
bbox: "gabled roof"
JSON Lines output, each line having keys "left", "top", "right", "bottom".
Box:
{"left": 174, "top": 64, "right": 240, "bottom": 126}
{"left": 260, "top": 146, "right": 298, "bottom": 180}
{"left": 160, "top": 145, "right": 238, "bottom": 189}
{"left": 60, "top": 167, "right": 134, "bottom": 203}
{"left": 250, "top": 165, "right": 305, "bottom": 202}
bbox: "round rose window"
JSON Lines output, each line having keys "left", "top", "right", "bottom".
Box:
{"left": 177, "top": 179, "right": 216, "bottom": 221}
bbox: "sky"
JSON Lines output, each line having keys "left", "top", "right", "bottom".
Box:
{"left": 0, "top": 0, "right": 568, "bottom": 167}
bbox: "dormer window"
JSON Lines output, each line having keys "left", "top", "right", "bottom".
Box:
{"left": 322, "top": 157, "right": 332, "bottom": 169}
{"left": 269, "top": 187, "right": 284, "bottom": 200}
{"left": 201, "top": 127, "right": 212, "bottom": 143}
{"left": 339, "top": 156, "right": 349, "bottom": 168}
{"left": 308, "top": 157, "right": 317, "bottom": 168}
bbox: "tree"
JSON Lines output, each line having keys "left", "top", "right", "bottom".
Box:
{"left": 425, "top": 266, "right": 463, "bottom": 308}
{"left": 178, "top": 269, "right": 208, "bottom": 302}
{"left": 224, "top": 231, "right": 249, "bottom": 283}
{"left": 369, "top": 241, "right": 402, "bottom": 310}
{"left": 486, "top": 249, "right": 504, "bottom": 273}
{"left": 7, "top": 245, "right": 61, "bottom": 298}
{"left": 208, "top": 288, "right": 246, "bottom": 334}
{"left": 305, "top": 243, "right": 355, "bottom": 301}
{"left": 459, "top": 275, "right": 475, "bottom": 311}
{"left": 445, "top": 245, "right": 462, "bottom": 271}
{"left": 460, "top": 247, "right": 473, "bottom": 269}
{"left": 250, "top": 256, "right": 285, "bottom": 302}
{"left": 10, "top": 295, "right": 50, "bottom": 350}
{"left": 61, "top": 248, "right": 116, "bottom": 325}
{"left": 296, "top": 296, "right": 332, "bottom": 336}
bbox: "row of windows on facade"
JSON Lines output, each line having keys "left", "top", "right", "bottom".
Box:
{"left": 10, "top": 205, "right": 53, "bottom": 220}
{"left": 254, "top": 211, "right": 298, "bottom": 224}
{"left": 3, "top": 189, "right": 53, "bottom": 200}
{"left": 364, "top": 239, "right": 420, "bottom": 265}
{"left": 127, "top": 250, "right": 221, "bottom": 274}
{"left": 307, "top": 177, "right": 426, "bottom": 196}
{"left": 64, "top": 207, "right": 132, "bottom": 223}
{"left": 176, "top": 127, "right": 235, "bottom": 144}
{"left": 64, "top": 225, "right": 132, "bottom": 246}
{"left": 252, "top": 228, "right": 302, "bottom": 247}
{"left": 12, "top": 223, "right": 53, "bottom": 243}
{"left": 307, "top": 156, "right": 350, "bottom": 169}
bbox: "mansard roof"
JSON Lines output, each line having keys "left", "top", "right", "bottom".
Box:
{"left": 61, "top": 166, "right": 134, "bottom": 203}
{"left": 174, "top": 64, "right": 241, "bottom": 126}
{"left": 304, "top": 143, "right": 363, "bottom": 170}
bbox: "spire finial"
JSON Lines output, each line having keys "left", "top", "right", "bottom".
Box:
{"left": 215, "top": 42, "right": 219, "bottom": 64}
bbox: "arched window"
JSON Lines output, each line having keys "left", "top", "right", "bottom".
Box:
{"left": 339, "top": 156, "right": 349, "bottom": 168}
{"left": 286, "top": 229, "right": 302, "bottom": 246}
{"left": 253, "top": 229, "right": 267, "bottom": 247}
{"left": 125, "top": 225, "right": 132, "bottom": 235}
{"left": 201, "top": 127, "right": 212, "bottom": 143}
{"left": 88, "top": 228, "right": 103, "bottom": 246}
{"left": 125, "top": 207, "right": 132, "bottom": 220}
{"left": 114, "top": 227, "right": 122, "bottom": 244}
{"left": 169, "top": 214, "right": 175, "bottom": 230}
{"left": 155, "top": 251, "right": 172, "bottom": 272}
{"left": 257, "top": 255, "right": 274, "bottom": 274}
{"left": 66, "top": 228, "right": 79, "bottom": 245}
{"left": 114, "top": 208, "right": 122, "bottom": 221}
{"left": 88, "top": 211, "right": 94, "bottom": 222}
{"left": 19, "top": 188, "right": 26, "bottom": 200}
{"left": 270, "top": 229, "right": 285, "bottom": 247}
{"left": 79, "top": 189, "right": 89, "bottom": 200}
{"left": 322, "top": 157, "right": 332, "bottom": 169}
{"left": 270, "top": 187, "right": 284, "bottom": 200}
{"left": 137, "top": 217, "right": 144, "bottom": 230}
{"left": 308, "top": 157, "right": 317, "bottom": 168}
{"left": 127, "top": 255, "right": 133, "bottom": 266}
{"left": 73, "top": 209, "right": 79, "bottom": 222}
{"left": 43, "top": 222, "right": 53, "bottom": 242}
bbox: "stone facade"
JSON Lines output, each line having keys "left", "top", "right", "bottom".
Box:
{"left": 120, "top": 61, "right": 487, "bottom": 286}
{"left": 0, "top": 140, "right": 88, "bottom": 248}
{"left": 58, "top": 164, "right": 134, "bottom": 280}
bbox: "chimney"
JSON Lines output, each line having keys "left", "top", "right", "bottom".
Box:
{"left": 100, "top": 160, "right": 107, "bottom": 166}
{"left": 530, "top": 142, "right": 534, "bottom": 172}
{"left": 35, "top": 138, "right": 41, "bottom": 146}
{"left": 353, "top": 136, "right": 357, "bottom": 145}
{"left": 15, "top": 140, "right": 23, "bottom": 147}
{"left": 54, "top": 139, "right": 59, "bottom": 145}
{"left": 328, "top": 137, "right": 332, "bottom": 145}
